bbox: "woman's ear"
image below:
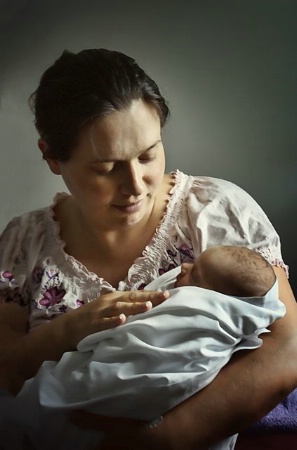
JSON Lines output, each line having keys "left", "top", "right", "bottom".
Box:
{"left": 38, "top": 138, "right": 47, "bottom": 155}
{"left": 38, "top": 138, "right": 62, "bottom": 175}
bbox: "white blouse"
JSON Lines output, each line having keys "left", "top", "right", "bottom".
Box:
{"left": 0, "top": 170, "right": 287, "bottom": 327}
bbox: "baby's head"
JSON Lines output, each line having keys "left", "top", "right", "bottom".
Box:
{"left": 175, "top": 245, "right": 276, "bottom": 297}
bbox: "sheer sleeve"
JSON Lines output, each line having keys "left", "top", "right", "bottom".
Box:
{"left": 181, "top": 176, "right": 288, "bottom": 276}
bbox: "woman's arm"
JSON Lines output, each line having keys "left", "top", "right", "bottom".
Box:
{"left": 159, "top": 269, "right": 297, "bottom": 449}
{"left": 0, "top": 290, "right": 169, "bottom": 395}
{"left": 72, "top": 267, "right": 297, "bottom": 450}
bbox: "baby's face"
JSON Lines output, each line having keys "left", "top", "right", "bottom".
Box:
{"left": 175, "top": 263, "right": 196, "bottom": 287}
{"left": 174, "top": 257, "right": 213, "bottom": 290}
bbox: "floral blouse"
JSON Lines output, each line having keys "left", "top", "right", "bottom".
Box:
{"left": 0, "top": 171, "right": 287, "bottom": 328}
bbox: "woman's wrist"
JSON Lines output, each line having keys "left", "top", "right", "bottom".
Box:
{"left": 11, "top": 314, "right": 74, "bottom": 383}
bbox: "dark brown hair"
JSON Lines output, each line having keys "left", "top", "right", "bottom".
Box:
{"left": 202, "top": 245, "right": 276, "bottom": 297}
{"left": 29, "top": 49, "right": 170, "bottom": 161}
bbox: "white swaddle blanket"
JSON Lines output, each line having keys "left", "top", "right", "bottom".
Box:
{"left": 0, "top": 270, "right": 285, "bottom": 450}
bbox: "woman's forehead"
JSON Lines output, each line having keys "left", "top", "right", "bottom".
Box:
{"left": 77, "top": 101, "right": 161, "bottom": 161}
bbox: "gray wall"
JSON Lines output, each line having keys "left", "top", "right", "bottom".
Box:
{"left": 1, "top": 0, "right": 296, "bottom": 293}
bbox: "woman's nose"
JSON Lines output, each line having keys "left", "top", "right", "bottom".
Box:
{"left": 120, "top": 162, "right": 144, "bottom": 196}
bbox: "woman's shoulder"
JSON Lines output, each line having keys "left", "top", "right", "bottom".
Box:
{"left": 173, "top": 170, "right": 258, "bottom": 208}
{"left": 172, "top": 171, "right": 284, "bottom": 266}
{"left": 1, "top": 207, "right": 48, "bottom": 240}
{"left": 0, "top": 193, "right": 69, "bottom": 248}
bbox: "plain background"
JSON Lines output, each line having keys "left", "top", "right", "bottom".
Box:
{"left": 0, "top": 0, "right": 296, "bottom": 294}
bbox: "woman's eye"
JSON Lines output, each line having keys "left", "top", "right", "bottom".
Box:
{"left": 139, "top": 158, "right": 152, "bottom": 163}
{"left": 139, "top": 153, "right": 156, "bottom": 163}
{"left": 94, "top": 164, "right": 114, "bottom": 175}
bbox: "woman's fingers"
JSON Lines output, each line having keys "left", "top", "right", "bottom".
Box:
{"left": 103, "top": 290, "right": 170, "bottom": 317}
{"left": 96, "top": 313, "right": 127, "bottom": 332}
{"left": 90, "top": 290, "right": 171, "bottom": 333}
{"left": 107, "top": 300, "right": 153, "bottom": 316}
{"left": 145, "top": 290, "right": 170, "bottom": 306}
{"left": 64, "top": 290, "right": 170, "bottom": 347}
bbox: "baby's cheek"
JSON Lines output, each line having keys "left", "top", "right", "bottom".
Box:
{"left": 175, "top": 274, "right": 188, "bottom": 288}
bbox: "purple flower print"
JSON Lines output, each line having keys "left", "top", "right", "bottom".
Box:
{"left": 167, "top": 249, "right": 177, "bottom": 258}
{"left": 76, "top": 299, "right": 85, "bottom": 307}
{"left": 45, "top": 268, "right": 59, "bottom": 280}
{"left": 1, "top": 271, "right": 15, "bottom": 283}
{"left": 39, "top": 287, "right": 66, "bottom": 308}
{"left": 58, "top": 305, "right": 68, "bottom": 313}
{"left": 177, "top": 243, "right": 194, "bottom": 261}
{"left": 2, "top": 270, "right": 14, "bottom": 282}
{"left": 159, "top": 263, "right": 176, "bottom": 276}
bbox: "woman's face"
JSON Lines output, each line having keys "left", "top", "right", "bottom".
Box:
{"left": 47, "top": 99, "right": 166, "bottom": 230}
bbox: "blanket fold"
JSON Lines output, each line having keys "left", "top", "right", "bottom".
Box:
{"left": 0, "top": 279, "right": 285, "bottom": 450}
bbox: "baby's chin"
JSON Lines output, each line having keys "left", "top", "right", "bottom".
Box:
{"left": 174, "top": 279, "right": 187, "bottom": 288}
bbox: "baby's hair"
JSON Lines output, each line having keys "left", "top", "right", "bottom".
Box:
{"left": 205, "top": 246, "right": 276, "bottom": 297}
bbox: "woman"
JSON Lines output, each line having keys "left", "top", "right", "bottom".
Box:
{"left": 0, "top": 48, "right": 296, "bottom": 449}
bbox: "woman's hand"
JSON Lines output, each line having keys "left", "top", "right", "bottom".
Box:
{"left": 0, "top": 290, "right": 169, "bottom": 393}
{"left": 62, "top": 289, "right": 170, "bottom": 350}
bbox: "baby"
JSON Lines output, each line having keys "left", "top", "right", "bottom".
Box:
{"left": 1, "top": 246, "right": 283, "bottom": 450}
{"left": 175, "top": 245, "right": 276, "bottom": 296}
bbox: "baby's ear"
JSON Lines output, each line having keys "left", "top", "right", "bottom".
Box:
{"left": 38, "top": 139, "right": 62, "bottom": 175}
{"left": 180, "top": 263, "right": 190, "bottom": 275}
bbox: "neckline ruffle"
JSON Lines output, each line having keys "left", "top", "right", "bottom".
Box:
{"left": 45, "top": 171, "right": 190, "bottom": 289}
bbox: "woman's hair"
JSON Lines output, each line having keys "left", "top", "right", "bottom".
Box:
{"left": 29, "top": 49, "right": 170, "bottom": 161}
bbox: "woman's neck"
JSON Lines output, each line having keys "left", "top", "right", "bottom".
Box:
{"left": 53, "top": 174, "right": 174, "bottom": 283}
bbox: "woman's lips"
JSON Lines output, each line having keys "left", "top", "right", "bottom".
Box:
{"left": 114, "top": 199, "right": 144, "bottom": 213}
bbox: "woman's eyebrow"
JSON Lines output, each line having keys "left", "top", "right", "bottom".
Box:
{"left": 89, "top": 139, "right": 162, "bottom": 164}
{"left": 138, "top": 139, "right": 162, "bottom": 155}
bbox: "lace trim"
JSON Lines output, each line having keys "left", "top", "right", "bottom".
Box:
{"left": 256, "top": 248, "right": 289, "bottom": 278}
{"left": 124, "top": 170, "right": 190, "bottom": 289}
{"left": 45, "top": 193, "right": 109, "bottom": 290}
{"left": 45, "top": 171, "right": 189, "bottom": 289}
